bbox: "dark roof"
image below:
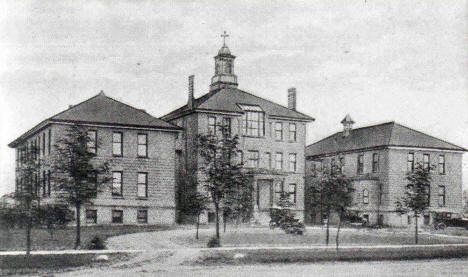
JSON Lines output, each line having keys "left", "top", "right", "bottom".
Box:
{"left": 161, "top": 88, "right": 314, "bottom": 121}
{"left": 9, "top": 92, "right": 181, "bottom": 148}
{"left": 306, "top": 121, "right": 466, "bottom": 157}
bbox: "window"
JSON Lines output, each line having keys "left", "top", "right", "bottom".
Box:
{"left": 48, "top": 129, "right": 51, "bottom": 155}
{"left": 363, "top": 189, "right": 369, "bottom": 204}
{"left": 289, "top": 153, "right": 297, "bottom": 172}
{"left": 438, "top": 186, "right": 446, "bottom": 206}
{"left": 357, "top": 154, "right": 364, "bottom": 174}
{"left": 289, "top": 123, "right": 296, "bottom": 142}
{"left": 372, "top": 153, "right": 379, "bottom": 173}
{"left": 208, "top": 116, "right": 216, "bottom": 135}
{"left": 137, "top": 134, "right": 148, "bottom": 158}
{"left": 438, "top": 155, "right": 445, "bottom": 174}
{"left": 339, "top": 157, "right": 345, "bottom": 173}
{"left": 275, "top": 122, "right": 283, "bottom": 141}
{"left": 423, "top": 185, "right": 431, "bottom": 205}
{"left": 42, "top": 171, "right": 46, "bottom": 197}
{"left": 407, "top": 153, "right": 414, "bottom": 172}
{"left": 112, "top": 132, "right": 123, "bottom": 156}
{"left": 86, "top": 210, "right": 97, "bottom": 224}
{"left": 288, "top": 184, "right": 297, "bottom": 203}
{"left": 89, "top": 171, "right": 97, "bottom": 198}
{"left": 47, "top": 170, "right": 51, "bottom": 196}
{"left": 137, "top": 173, "right": 148, "bottom": 198}
{"left": 42, "top": 132, "right": 46, "bottom": 156}
{"left": 423, "top": 154, "right": 430, "bottom": 171}
{"left": 112, "top": 210, "right": 123, "bottom": 223}
{"left": 275, "top": 182, "right": 283, "bottom": 202}
{"left": 38, "top": 135, "right": 41, "bottom": 158}
{"left": 137, "top": 210, "right": 148, "bottom": 223}
{"left": 87, "top": 130, "right": 97, "bottom": 154}
{"left": 237, "top": 150, "right": 243, "bottom": 165}
{"left": 265, "top": 152, "right": 271, "bottom": 169}
{"left": 275, "top": 152, "right": 283, "bottom": 170}
{"left": 222, "top": 117, "right": 231, "bottom": 136}
{"left": 247, "top": 151, "right": 259, "bottom": 168}
{"left": 239, "top": 104, "right": 265, "bottom": 137}
{"left": 112, "top": 171, "right": 123, "bottom": 197}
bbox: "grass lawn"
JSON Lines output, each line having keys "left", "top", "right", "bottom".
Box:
{"left": 0, "top": 225, "right": 172, "bottom": 251}
{"left": 173, "top": 226, "right": 468, "bottom": 248}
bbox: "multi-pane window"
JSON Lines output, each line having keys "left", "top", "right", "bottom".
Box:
{"left": 137, "top": 173, "right": 148, "bottom": 198}
{"left": 265, "top": 152, "right": 271, "bottom": 169}
{"left": 372, "top": 153, "right": 379, "bottom": 173}
{"left": 289, "top": 153, "right": 297, "bottom": 172}
{"left": 438, "top": 186, "right": 446, "bottom": 206}
{"left": 275, "top": 122, "right": 283, "bottom": 141}
{"left": 87, "top": 130, "right": 97, "bottom": 154}
{"left": 339, "top": 157, "right": 345, "bottom": 173}
{"left": 112, "top": 171, "right": 123, "bottom": 197}
{"left": 239, "top": 104, "right": 265, "bottom": 137}
{"left": 407, "top": 153, "right": 414, "bottom": 172}
{"left": 137, "top": 134, "right": 148, "bottom": 158}
{"left": 112, "top": 210, "right": 123, "bottom": 223}
{"left": 48, "top": 129, "right": 51, "bottom": 155}
{"left": 289, "top": 123, "right": 296, "bottom": 142}
{"left": 363, "top": 189, "right": 369, "bottom": 204}
{"left": 357, "top": 154, "right": 364, "bottom": 174}
{"left": 208, "top": 116, "right": 216, "bottom": 135}
{"left": 423, "top": 154, "right": 430, "bottom": 171}
{"left": 112, "top": 132, "right": 123, "bottom": 156}
{"left": 222, "top": 117, "right": 231, "bottom": 136}
{"left": 275, "top": 152, "right": 283, "bottom": 170}
{"left": 275, "top": 182, "right": 283, "bottom": 202}
{"left": 247, "top": 151, "right": 259, "bottom": 168}
{"left": 137, "top": 210, "right": 148, "bottom": 223}
{"left": 423, "top": 185, "right": 431, "bottom": 205}
{"left": 86, "top": 209, "right": 97, "bottom": 224}
{"left": 89, "top": 171, "right": 97, "bottom": 198}
{"left": 288, "top": 183, "right": 297, "bottom": 203}
{"left": 438, "top": 155, "right": 445, "bottom": 174}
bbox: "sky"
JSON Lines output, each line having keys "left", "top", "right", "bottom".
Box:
{"left": 0, "top": 0, "right": 467, "bottom": 196}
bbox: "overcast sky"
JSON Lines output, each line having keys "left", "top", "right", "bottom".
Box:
{"left": 0, "top": 0, "right": 467, "bottom": 196}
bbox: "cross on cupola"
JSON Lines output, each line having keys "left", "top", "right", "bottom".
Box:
{"left": 210, "top": 31, "right": 238, "bottom": 91}
{"left": 221, "top": 31, "right": 229, "bottom": 46}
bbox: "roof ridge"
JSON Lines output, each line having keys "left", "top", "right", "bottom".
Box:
{"left": 307, "top": 121, "right": 395, "bottom": 148}
{"left": 392, "top": 122, "right": 466, "bottom": 151}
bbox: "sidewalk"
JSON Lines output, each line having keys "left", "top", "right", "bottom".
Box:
{"left": 0, "top": 249, "right": 142, "bottom": 256}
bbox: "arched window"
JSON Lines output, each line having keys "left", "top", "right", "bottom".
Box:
{"left": 363, "top": 189, "right": 369, "bottom": 204}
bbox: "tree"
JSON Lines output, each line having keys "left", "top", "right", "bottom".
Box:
{"left": 183, "top": 191, "right": 210, "bottom": 239}
{"left": 197, "top": 124, "right": 251, "bottom": 240}
{"left": 396, "top": 162, "right": 434, "bottom": 244}
{"left": 270, "top": 191, "right": 305, "bottom": 235}
{"left": 309, "top": 163, "right": 354, "bottom": 247}
{"left": 51, "top": 124, "right": 111, "bottom": 249}
{"left": 222, "top": 175, "right": 254, "bottom": 230}
{"left": 15, "top": 143, "right": 42, "bottom": 255}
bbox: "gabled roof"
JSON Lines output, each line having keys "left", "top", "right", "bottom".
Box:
{"left": 9, "top": 92, "right": 181, "bottom": 148}
{"left": 306, "top": 121, "right": 466, "bottom": 157}
{"left": 161, "top": 88, "right": 314, "bottom": 121}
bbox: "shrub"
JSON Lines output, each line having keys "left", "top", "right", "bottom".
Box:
{"left": 207, "top": 236, "right": 220, "bottom": 248}
{"left": 87, "top": 236, "right": 106, "bottom": 250}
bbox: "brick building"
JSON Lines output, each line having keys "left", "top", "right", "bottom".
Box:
{"left": 162, "top": 41, "right": 314, "bottom": 224}
{"left": 305, "top": 116, "right": 466, "bottom": 227}
{"left": 8, "top": 92, "right": 182, "bottom": 225}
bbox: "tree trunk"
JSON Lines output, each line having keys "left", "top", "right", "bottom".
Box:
{"left": 325, "top": 209, "right": 330, "bottom": 246}
{"left": 336, "top": 209, "right": 343, "bottom": 250}
{"left": 26, "top": 199, "right": 32, "bottom": 255}
{"left": 414, "top": 213, "right": 418, "bottom": 245}
{"left": 74, "top": 203, "right": 81, "bottom": 249}
{"left": 215, "top": 204, "right": 220, "bottom": 239}
{"left": 196, "top": 212, "right": 200, "bottom": 240}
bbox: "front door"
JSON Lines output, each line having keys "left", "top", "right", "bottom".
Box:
{"left": 257, "top": 179, "right": 273, "bottom": 211}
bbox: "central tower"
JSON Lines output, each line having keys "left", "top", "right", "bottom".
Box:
{"left": 209, "top": 31, "right": 238, "bottom": 91}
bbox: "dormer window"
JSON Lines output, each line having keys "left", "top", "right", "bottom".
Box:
{"left": 238, "top": 104, "right": 265, "bottom": 137}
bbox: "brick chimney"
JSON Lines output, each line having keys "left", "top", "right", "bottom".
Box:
{"left": 288, "top": 87, "right": 296, "bottom": 110}
{"left": 188, "top": 75, "right": 194, "bottom": 110}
